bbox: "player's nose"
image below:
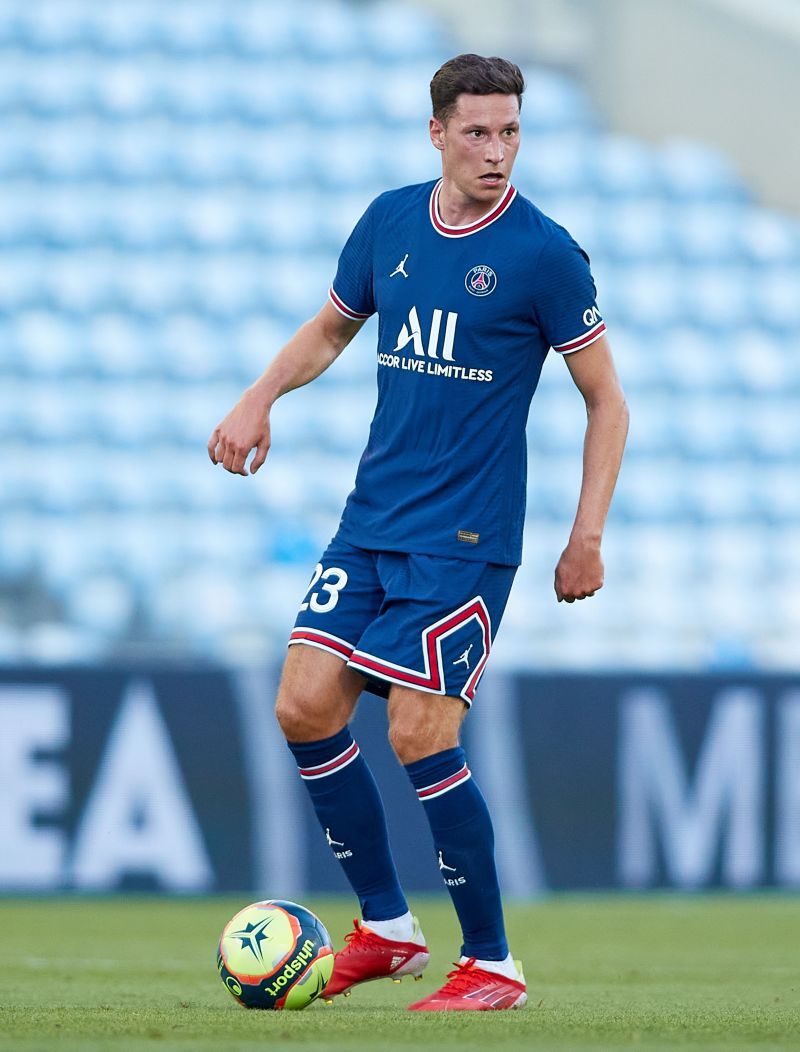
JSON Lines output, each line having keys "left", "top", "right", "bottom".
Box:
{"left": 484, "top": 135, "right": 504, "bottom": 164}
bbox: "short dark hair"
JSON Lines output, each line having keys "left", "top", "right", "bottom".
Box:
{"left": 430, "top": 54, "right": 525, "bottom": 124}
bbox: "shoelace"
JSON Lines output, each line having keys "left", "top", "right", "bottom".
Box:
{"left": 339, "top": 919, "right": 388, "bottom": 954}
{"left": 435, "top": 958, "right": 487, "bottom": 995}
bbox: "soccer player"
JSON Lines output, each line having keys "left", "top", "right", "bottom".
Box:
{"left": 208, "top": 54, "right": 628, "bottom": 1011}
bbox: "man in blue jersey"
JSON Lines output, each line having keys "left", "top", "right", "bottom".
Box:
{"left": 209, "top": 54, "right": 628, "bottom": 1011}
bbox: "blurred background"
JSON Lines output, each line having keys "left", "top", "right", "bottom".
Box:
{"left": 1, "top": 0, "right": 799, "bottom": 898}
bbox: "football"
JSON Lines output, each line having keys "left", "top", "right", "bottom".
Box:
{"left": 216, "top": 900, "right": 334, "bottom": 1010}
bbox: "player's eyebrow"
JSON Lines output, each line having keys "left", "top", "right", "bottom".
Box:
{"left": 463, "top": 121, "right": 519, "bottom": 132}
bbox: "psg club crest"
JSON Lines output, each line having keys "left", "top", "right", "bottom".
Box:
{"left": 465, "top": 265, "right": 497, "bottom": 297}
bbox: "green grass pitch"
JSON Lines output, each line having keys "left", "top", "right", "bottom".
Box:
{"left": 0, "top": 896, "right": 798, "bottom": 1050}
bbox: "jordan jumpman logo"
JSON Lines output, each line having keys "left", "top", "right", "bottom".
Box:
{"left": 438, "top": 851, "right": 457, "bottom": 872}
{"left": 453, "top": 644, "right": 473, "bottom": 670}
{"left": 390, "top": 253, "right": 409, "bottom": 278}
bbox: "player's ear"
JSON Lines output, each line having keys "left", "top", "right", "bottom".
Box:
{"left": 429, "top": 117, "right": 445, "bottom": 152}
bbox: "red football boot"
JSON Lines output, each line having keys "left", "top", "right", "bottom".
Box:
{"left": 322, "top": 918, "right": 430, "bottom": 1001}
{"left": 408, "top": 957, "right": 527, "bottom": 1011}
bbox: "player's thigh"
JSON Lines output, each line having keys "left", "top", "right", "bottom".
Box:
{"left": 278, "top": 536, "right": 383, "bottom": 741}
{"left": 276, "top": 643, "right": 365, "bottom": 742}
{"left": 387, "top": 685, "right": 467, "bottom": 764}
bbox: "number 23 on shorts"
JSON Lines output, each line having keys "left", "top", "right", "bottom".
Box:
{"left": 299, "top": 564, "right": 349, "bottom": 614}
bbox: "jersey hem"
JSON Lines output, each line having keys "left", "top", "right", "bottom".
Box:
{"left": 553, "top": 320, "right": 606, "bottom": 354}
{"left": 329, "top": 286, "right": 373, "bottom": 321}
{"left": 288, "top": 628, "right": 355, "bottom": 660}
{"left": 336, "top": 526, "right": 521, "bottom": 568}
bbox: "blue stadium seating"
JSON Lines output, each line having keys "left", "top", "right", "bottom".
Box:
{"left": 0, "top": 0, "right": 797, "bottom": 670}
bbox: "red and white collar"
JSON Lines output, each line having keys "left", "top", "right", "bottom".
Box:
{"left": 429, "top": 178, "right": 517, "bottom": 239}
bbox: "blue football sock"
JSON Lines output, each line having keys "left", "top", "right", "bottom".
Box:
{"left": 405, "top": 746, "right": 508, "bottom": 960}
{"left": 287, "top": 727, "right": 408, "bottom": 922}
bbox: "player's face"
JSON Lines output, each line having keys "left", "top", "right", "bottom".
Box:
{"left": 430, "top": 93, "right": 521, "bottom": 206}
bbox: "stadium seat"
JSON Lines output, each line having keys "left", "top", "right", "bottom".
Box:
{"left": 684, "top": 265, "right": 754, "bottom": 329}
{"left": 512, "top": 134, "right": 590, "bottom": 198}
{"left": 527, "top": 457, "right": 582, "bottom": 521}
{"left": 65, "top": 572, "right": 137, "bottom": 637}
{"left": 602, "top": 326, "right": 660, "bottom": 390}
{"left": 20, "top": 382, "right": 94, "bottom": 444}
{"left": 588, "top": 136, "right": 661, "bottom": 198}
{"left": 728, "top": 330, "right": 788, "bottom": 395}
{"left": 103, "top": 512, "right": 188, "bottom": 588}
{"left": 745, "top": 401, "right": 800, "bottom": 460}
{"left": 298, "top": 2, "right": 365, "bottom": 62}
{"left": 704, "top": 524, "right": 765, "bottom": 583}
{"left": 738, "top": 207, "right": 800, "bottom": 265}
{"left": 613, "top": 264, "right": 684, "bottom": 329}
{"left": 754, "top": 267, "right": 798, "bottom": 332}
{"left": 673, "top": 203, "right": 741, "bottom": 264}
{"left": 598, "top": 200, "right": 674, "bottom": 264}
{"left": 373, "top": 63, "right": 440, "bottom": 126}
{"left": 613, "top": 458, "right": 691, "bottom": 523}
{"left": 145, "top": 2, "right": 231, "bottom": 57}
{"left": 520, "top": 68, "right": 594, "bottom": 133}
{"left": 658, "top": 327, "right": 738, "bottom": 394}
{"left": 245, "top": 190, "right": 323, "bottom": 251}
{"left": 226, "top": 2, "right": 299, "bottom": 59}
{"left": 230, "top": 314, "right": 299, "bottom": 376}
{"left": 310, "top": 128, "right": 385, "bottom": 191}
{"left": 11, "top": 311, "right": 80, "bottom": 377}
{"left": 85, "top": 3, "right": 163, "bottom": 55}
{"left": 754, "top": 465, "right": 800, "bottom": 525}
{"left": 658, "top": 139, "right": 748, "bottom": 202}
{"left": 685, "top": 463, "right": 755, "bottom": 523}
{"left": 149, "top": 564, "right": 256, "bottom": 644}
{"left": 8, "top": 1, "right": 89, "bottom": 54}
{"left": 81, "top": 313, "right": 155, "bottom": 379}
{"left": 614, "top": 395, "right": 672, "bottom": 458}
{"left": 362, "top": 3, "right": 448, "bottom": 63}
{"left": 675, "top": 397, "right": 747, "bottom": 460}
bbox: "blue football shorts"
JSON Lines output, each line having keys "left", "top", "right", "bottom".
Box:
{"left": 288, "top": 534, "right": 516, "bottom": 706}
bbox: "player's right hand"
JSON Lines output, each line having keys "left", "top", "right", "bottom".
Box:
{"left": 207, "top": 392, "right": 271, "bottom": 476}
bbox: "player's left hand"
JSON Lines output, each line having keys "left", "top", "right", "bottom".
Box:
{"left": 554, "top": 539, "right": 604, "bottom": 603}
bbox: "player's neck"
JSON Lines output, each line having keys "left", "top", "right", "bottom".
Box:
{"left": 437, "top": 178, "right": 506, "bottom": 228}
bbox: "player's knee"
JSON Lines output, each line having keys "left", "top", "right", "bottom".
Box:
{"left": 275, "top": 692, "right": 326, "bottom": 743}
{"left": 388, "top": 689, "right": 464, "bottom": 764}
{"left": 274, "top": 692, "right": 304, "bottom": 741}
{"left": 388, "top": 716, "right": 452, "bottom": 765}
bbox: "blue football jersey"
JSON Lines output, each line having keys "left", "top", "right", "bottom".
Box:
{"left": 328, "top": 179, "right": 605, "bottom": 567}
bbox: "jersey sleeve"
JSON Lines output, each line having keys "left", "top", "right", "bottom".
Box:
{"left": 328, "top": 200, "right": 377, "bottom": 321}
{"left": 533, "top": 232, "right": 605, "bottom": 354}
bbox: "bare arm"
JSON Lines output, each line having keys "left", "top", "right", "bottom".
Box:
{"left": 208, "top": 301, "right": 365, "bottom": 476}
{"left": 554, "top": 335, "right": 629, "bottom": 602}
